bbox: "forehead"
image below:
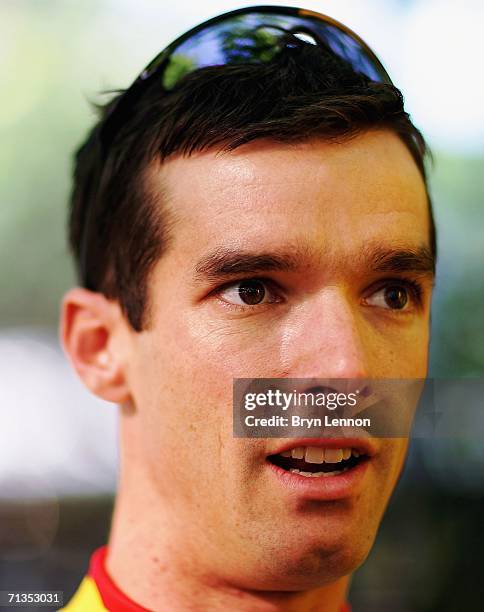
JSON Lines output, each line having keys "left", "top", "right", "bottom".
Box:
{"left": 148, "top": 130, "right": 429, "bottom": 261}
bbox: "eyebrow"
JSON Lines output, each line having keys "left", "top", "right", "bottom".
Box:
{"left": 368, "top": 245, "right": 436, "bottom": 275}
{"left": 193, "top": 244, "right": 436, "bottom": 283}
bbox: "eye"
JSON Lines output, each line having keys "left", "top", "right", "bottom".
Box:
{"left": 218, "top": 279, "right": 280, "bottom": 307}
{"left": 365, "top": 284, "right": 412, "bottom": 310}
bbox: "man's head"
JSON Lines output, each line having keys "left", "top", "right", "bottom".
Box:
{"left": 61, "top": 7, "right": 435, "bottom": 596}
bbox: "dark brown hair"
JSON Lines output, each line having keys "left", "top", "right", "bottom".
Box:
{"left": 69, "top": 42, "right": 435, "bottom": 331}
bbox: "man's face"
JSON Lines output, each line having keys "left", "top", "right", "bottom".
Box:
{"left": 122, "top": 130, "right": 433, "bottom": 589}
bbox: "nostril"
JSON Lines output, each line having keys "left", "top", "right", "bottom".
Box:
{"left": 356, "top": 385, "right": 372, "bottom": 398}
{"left": 304, "top": 385, "right": 335, "bottom": 395}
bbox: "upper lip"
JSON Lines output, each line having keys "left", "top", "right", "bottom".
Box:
{"left": 268, "top": 437, "right": 378, "bottom": 458}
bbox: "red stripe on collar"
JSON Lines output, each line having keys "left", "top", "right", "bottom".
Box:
{"left": 89, "top": 546, "right": 150, "bottom": 611}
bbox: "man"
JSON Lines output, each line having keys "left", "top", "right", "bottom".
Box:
{"left": 60, "top": 6, "right": 435, "bottom": 611}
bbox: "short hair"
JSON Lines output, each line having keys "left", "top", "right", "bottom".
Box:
{"left": 69, "top": 40, "right": 435, "bottom": 331}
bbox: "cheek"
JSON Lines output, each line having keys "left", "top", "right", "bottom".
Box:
{"left": 149, "top": 312, "right": 431, "bottom": 386}
{"left": 176, "top": 312, "right": 293, "bottom": 380}
{"left": 129, "top": 315, "right": 287, "bottom": 486}
{"left": 367, "top": 439, "right": 408, "bottom": 513}
{"left": 378, "top": 322, "right": 430, "bottom": 378}
{"left": 385, "top": 439, "right": 409, "bottom": 497}
{"left": 395, "top": 439, "right": 410, "bottom": 479}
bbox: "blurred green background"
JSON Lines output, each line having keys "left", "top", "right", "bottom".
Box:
{"left": 1, "top": 1, "right": 483, "bottom": 610}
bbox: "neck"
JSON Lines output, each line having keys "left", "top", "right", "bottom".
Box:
{"left": 107, "top": 534, "right": 349, "bottom": 612}
{"left": 107, "top": 422, "right": 350, "bottom": 611}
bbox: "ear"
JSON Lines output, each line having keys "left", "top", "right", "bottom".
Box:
{"left": 60, "top": 287, "right": 132, "bottom": 404}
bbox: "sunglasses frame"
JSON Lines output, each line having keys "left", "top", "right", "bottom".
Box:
{"left": 98, "top": 5, "right": 392, "bottom": 150}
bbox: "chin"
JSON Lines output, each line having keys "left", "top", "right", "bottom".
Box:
{"left": 240, "top": 533, "right": 373, "bottom": 591}
{"left": 293, "top": 546, "right": 368, "bottom": 586}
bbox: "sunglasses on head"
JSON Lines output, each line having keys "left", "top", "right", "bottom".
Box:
{"left": 98, "top": 5, "right": 392, "bottom": 150}
{"left": 81, "top": 5, "right": 392, "bottom": 286}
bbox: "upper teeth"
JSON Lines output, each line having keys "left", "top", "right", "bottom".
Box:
{"left": 280, "top": 447, "right": 360, "bottom": 463}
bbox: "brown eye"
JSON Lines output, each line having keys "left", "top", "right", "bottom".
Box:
{"left": 237, "top": 280, "right": 266, "bottom": 305}
{"left": 218, "top": 279, "right": 280, "bottom": 307}
{"left": 384, "top": 286, "right": 408, "bottom": 309}
{"left": 366, "top": 285, "right": 410, "bottom": 310}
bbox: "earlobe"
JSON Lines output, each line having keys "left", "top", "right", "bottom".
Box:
{"left": 60, "top": 287, "right": 132, "bottom": 404}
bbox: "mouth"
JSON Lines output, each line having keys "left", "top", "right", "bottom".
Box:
{"left": 266, "top": 438, "right": 376, "bottom": 499}
{"left": 268, "top": 445, "right": 368, "bottom": 478}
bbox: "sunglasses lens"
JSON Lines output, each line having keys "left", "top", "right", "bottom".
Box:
{"left": 152, "top": 12, "right": 390, "bottom": 91}
{"left": 161, "top": 18, "right": 283, "bottom": 89}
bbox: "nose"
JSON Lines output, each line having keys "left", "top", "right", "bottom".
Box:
{"left": 280, "top": 287, "right": 370, "bottom": 382}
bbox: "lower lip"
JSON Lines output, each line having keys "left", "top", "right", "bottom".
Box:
{"left": 266, "top": 458, "right": 371, "bottom": 500}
